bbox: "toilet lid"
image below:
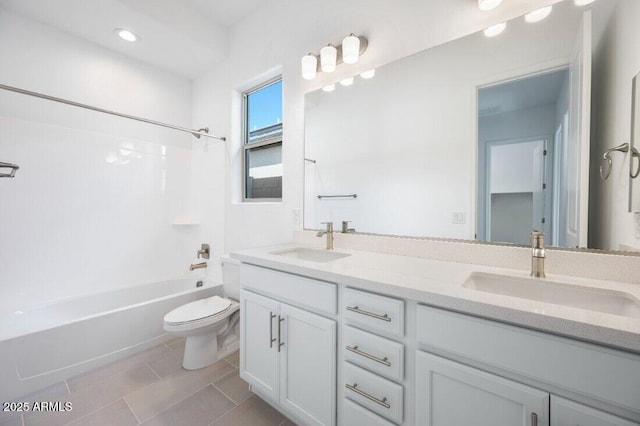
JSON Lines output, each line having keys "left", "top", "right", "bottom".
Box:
{"left": 164, "top": 296, "right": 232, "bottom": 324}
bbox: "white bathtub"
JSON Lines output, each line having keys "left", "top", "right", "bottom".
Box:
{"left": 0, "top": 274, "right": 222, "bottom": 402}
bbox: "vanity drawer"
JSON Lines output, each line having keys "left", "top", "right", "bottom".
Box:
{"left": 343, "top": 399, "right": 396, "bottom": 426}
{"left": 344, "top": 362, "right": 404, "bottom": 424}
{"left": 344, "top": 288, "right": 404, "bottom": 337}
{"left": 344, "top": 326, "right": 404, "bottom": 382}
{"left": 240, "top": 263, "right": 337, "bottom": 314}
{"left": 416, "top": 304, "right": 640, "bottom": 414}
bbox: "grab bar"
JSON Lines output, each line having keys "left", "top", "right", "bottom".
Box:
{"left": 632, "top": 146, "right": 640, "bottom": 179}
{"left": 317, "top": 194, "right": 358, "bottom": 199}
{"left": 600, "top": 143, "right": 629, "bottom": 180}
{"left": 0, "top": 161, "right": 19, "bottom": 178}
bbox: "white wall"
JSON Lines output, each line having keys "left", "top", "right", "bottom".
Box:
{"left": 0, "top": 10, "right": 205, "bottom": 313}
{"left": 590, "top": 0, "right": 640, "bottom": 250}
{"left": 192, "top": 0, "right": 566, "bottom": 252}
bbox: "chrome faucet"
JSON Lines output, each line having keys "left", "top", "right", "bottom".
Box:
{"left": 189, "top": 262, "right": 207, "bottom": 271}
{"left": 530, "top": 230, "right": 545, "bottom": 278}
{"left": 316, "top": 222, "right": 334, "bottom": 250}
{"left": 341, "top": 221, "right": 356, "bottom": 234}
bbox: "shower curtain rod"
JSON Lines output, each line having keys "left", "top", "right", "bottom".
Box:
{"left": 0, "top": 83, "right": 226, "bottom": 141}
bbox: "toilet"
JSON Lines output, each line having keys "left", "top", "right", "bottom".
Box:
{"left": 163, "top": 257, "right": 241, "bottom": 370}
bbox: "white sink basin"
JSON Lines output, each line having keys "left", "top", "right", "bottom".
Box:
{"left": 463, "top": 272, "right": 640, "bottom": 318}
{"left": 270, "top": 247, "right": 351, "bottom": 263}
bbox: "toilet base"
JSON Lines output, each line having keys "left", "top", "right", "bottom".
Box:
{"left": 183, "top": 333, "right": 218, "bottom": 370}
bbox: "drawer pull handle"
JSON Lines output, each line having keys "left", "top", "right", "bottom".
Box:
{"left": 346, "top": 306, "right": 391, "bottom": 322}
{"left": 269, "top": 312, "right": 276, "bottom": 348}
{"left": 531, "top": 412, "right": 537, "bottom": 426}
{"left": 345, "top": 383, "right": 390, "bottom": 409}
{"left": 346, "top": 345, "right": 391, "bottom": 367}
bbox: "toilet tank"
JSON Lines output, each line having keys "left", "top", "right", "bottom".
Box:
{"left": 221, "top": 256, "right": 240, "bottom": 300}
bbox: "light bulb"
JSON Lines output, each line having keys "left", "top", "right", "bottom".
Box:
{"left": 322, "top": 84, "right": 336, "bottom": 92}
{"left": 340, "top": 77, "right": 354, "bottom": 86}
{"left": 115, "top": 29, "right": 138, "bottom": 42}
{"left": 320, "top": 45, "right": 337, "bottom": 73}
{"left": 574, "top": 0, "right": 595, "bottom": 5}
{"left": 484, "top": 22, "right": 506, "bottom": 38}
{"left": 525, "top": 6, "right": 553, "bottom": 23}
{"left": 478, "top": 0, "right": 503, "bottom": 11}
{"left": 301, "top": 54, "right": 318, "bottom": 80}
{"left": 360, "top": 69, "right": 376, "bottom": 79}
{"left": 342, "top": 34, "right": 361, "bottom": 64}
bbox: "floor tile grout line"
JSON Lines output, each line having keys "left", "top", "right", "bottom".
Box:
{"left": 130, "top": 377, "right": 214, "bottom": 424}
{"left": 64, "top": 380, "right": 71, "bottom": 396}
{"left": 210, "top": 382, "right": 240, "bottom": 407}
{"left": 146, "top": 362, "right": 163, "bottom": 380}
{"left": 211, "top": 367, "right": 239, "bottom": 386}
{"left": 123, "top": 398, "right": 142, "bottom": 426}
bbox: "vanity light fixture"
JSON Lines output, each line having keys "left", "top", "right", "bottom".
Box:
{"left": 300, "top": 34, "right": 368, "bottom": 80}
{"left": 525, "top": 6, "right": 553, "bottom": 23}
{"left": 484, "top": 22, "right": 506, "bottom": 37}
{"left": 360, "top": 69, "right": 376, "bottom": 79}
{"left": 322, "top": 84, "right": 336, "bottom": 92}
{"left": 301, "top": 54, "right": 318, "bottom": 80}
{"left": 574, "top": 0, "right": 595, "bottom": 5}
{"left": 320, "top": 45, "right": 338, "bottom": 73}
{"left": 340, "top": 77, "right": 354, "bottom": 86}
{"left": 478, "top": 0, "right": 503, "bottom": 11}
{"left": 115, "top": 28, "right": 138, "bottom": 42}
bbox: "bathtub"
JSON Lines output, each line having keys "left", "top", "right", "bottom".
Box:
{"left": 0, "top": 273, "right": 222, "bottom": 402}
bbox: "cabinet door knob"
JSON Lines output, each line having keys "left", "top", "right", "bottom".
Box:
{"left": 346, "top": 345, "right": 391, "bottom": 367}
{"left": 345, "top": 383, "right": 390, "bottom": 409}
{"left": 346, "top": 305, "right": 391, "bottom": 322}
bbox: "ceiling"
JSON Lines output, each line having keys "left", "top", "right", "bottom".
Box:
{"left": 0, "top": 0, "right": 269, "bottom": 79}
{"left": 478, "top": 69, "right": 569, "bottom": 117}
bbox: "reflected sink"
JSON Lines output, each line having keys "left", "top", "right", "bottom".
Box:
{"left": 270, "top": 247, "right": 351, "bottom": 263}
{"left": 463, "top": 272, "right": 640, "bottom": 318}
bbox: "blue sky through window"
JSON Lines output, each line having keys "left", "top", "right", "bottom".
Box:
{"left": 248, "top": 80, "right": 282, "bottom": 132}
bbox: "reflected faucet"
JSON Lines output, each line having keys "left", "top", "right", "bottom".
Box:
{"left": 530, "top": 230, "right": 546, "bottom": 278}
{"left": 341, "top": 221, "right": 356, "bottom": 234}
{"left": 189, "top": 262, "right": 207, "bottom": 271}
{"left": 316, "top": 222, "right": 334, "bottom": 250}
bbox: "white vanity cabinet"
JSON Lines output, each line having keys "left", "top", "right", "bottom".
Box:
{"left": 240, "top": 288, "right": 336, "bottom": 426}
{"left": 551, "top": 396, "right": 640, "bottom": 426}
{"left": 416, "top": 351, "right": 548, "bottom": 426}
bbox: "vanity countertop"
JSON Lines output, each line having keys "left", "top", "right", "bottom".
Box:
{"left": 231, "top": 243, "right": 640, "bottom": 354}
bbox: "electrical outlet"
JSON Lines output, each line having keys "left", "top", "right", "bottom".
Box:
{"left": 635, "top": 212, "right": 640, "bottom": 239}
{"left": 293, "top": 208, "right": 303, "bottom": 231}
{"left": 452, "top": 212, "right": 466, "bottom": 224}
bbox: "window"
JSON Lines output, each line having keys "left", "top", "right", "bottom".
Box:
{"left": 243, "top": 78, "right": 283, "bottom": 200}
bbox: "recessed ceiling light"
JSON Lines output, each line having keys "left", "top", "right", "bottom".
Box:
{"left": 484, "top": 22, "right": 506, "bottom": 38}
{"left": 322, "top": 84, "right": 336, "bottom": 92}
{"left": 525, "top": 6, "right": 553, "bottom": 23}
{"left": 574, "top": 0, "right": 595, "bottom": 5}
{"left": 115, "top": 29, "right": 138, "bottom": 42}
{"left": 478, "top": 0, "right": 503, "bottom": 11}
{"left": 340, "top": 77, "right": 354, "bottom": 86}
{"left": 360, "top": 69, "right": 376, "bottom": 79}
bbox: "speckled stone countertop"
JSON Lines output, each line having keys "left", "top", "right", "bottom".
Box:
{"left": 232, "top": 243, "right": 640, "bottom": 354}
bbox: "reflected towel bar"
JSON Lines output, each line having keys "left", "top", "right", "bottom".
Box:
{"left": 0, "top": 83, "right": 225, "bottom": 141}
{"left": 317, "top": 194, "right": 358, "bottom": 199}
{"left": 0, "top": 161, "right": 19, "bottom": 178}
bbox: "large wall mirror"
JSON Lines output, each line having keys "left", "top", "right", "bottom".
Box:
{"left": 304, "top": 0, "right": 640, "bottom": 252}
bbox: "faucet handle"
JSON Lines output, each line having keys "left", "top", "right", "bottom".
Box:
{"left": 321, "top": 221, "right": 334, "bottom": 231}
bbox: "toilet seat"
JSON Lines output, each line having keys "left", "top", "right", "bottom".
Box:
{"left": 164, "top": 296, "right": 235, "bottom": 327}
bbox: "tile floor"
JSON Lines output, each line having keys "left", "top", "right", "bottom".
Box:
{"left": 0, "top": 338, "right": 297, "bottom": 426}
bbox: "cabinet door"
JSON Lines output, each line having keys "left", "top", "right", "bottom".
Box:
{"left": 279, "top": 303, "right": 336, "bottom": 426}
{"left": 551, "top": 396, "right": 639, "bottom": 426}
{"left": 240, "top": 290, "right": 280, "bottom": 402}
{"left": 416, "top": 351, "right": 549, "bottom": 426}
